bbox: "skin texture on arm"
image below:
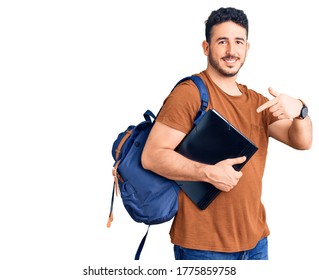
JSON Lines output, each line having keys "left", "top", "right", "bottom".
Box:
{"left": 141, "top": 121, "right": 246, "bottom": 192}
{"left": 268, "top": 117, "right": 312, "bottom": 149}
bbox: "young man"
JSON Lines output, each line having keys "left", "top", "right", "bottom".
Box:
{"left": 141, "top": 7, "right": 312, "bottom": 260}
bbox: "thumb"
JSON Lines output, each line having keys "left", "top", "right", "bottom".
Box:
{"left": 228, "top": 156, "right": 247, "bottom": 166}
{"left": 268, "top": 87, "right": 280, "bottom": 98}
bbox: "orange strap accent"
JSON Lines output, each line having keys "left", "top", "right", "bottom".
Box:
{"left": 115, "top": 129, "right": 132, "bottom": 160}
{"left": 106, "top": 213, "right": 113, "bottom": 228}
{"left": 112, "top": 161, "right": 120, "bottom": 196}
{"left": 108, "top": 129, "right": 132, "bottom": 229}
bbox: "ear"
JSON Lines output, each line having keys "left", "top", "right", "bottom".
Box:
{"left": 202, "top": 40, "right": 209, "bottom": 56}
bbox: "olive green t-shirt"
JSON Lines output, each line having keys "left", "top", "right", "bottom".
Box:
{"left": 156, "top": 70, "right": 277, "bottom": 252}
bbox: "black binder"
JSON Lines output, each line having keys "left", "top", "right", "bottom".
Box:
{"left": 175, "top": 109, "right": 258, "bottom": 210}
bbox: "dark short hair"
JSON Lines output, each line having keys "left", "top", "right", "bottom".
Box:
{"left": 205, "top": 7, "right": 249, "bottom": 43}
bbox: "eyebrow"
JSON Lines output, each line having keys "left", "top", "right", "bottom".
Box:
{"left": 216, "top": 37, "right": 246, "bottom": 42}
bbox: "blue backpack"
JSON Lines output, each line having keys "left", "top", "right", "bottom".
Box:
{"left": 108, "top": 75, "right": 209, "bottom": 259}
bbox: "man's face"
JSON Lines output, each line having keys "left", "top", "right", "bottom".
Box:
{"left": 204, "top": 21, "right": 249, "bottom": 77}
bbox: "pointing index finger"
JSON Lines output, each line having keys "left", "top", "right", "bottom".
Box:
{"left": 256, "top": 98, "right": 277, "bottom": 113}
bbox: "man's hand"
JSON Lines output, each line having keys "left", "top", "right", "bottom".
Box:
{"left": 204, "top": 156, "right": 246, "bottom": 192}
{"left": 256, "top": 87, "right": 302, "bottom": 119}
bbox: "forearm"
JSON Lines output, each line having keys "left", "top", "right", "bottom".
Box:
{"left": 142, "top": 147, "right": 206, "bottom": 182}
{"left": 141, "top": 147, "right": 245, "bottom": 192}
{"left": 288, "top": 116, "right": 313, "bottom": 150}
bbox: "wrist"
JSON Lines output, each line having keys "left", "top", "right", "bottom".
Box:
{"left": 295, "top": 99, "right": 308, "bottom": 120}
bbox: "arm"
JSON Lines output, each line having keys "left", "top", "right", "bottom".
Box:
{"left": 141, "top": 121, "right": 246, "bottom": 192}
{"left": 257, "top": 87, "right": 312, "bottom": 149}
{"left": 268, "top": 117, "right": 312, "bottom": 149}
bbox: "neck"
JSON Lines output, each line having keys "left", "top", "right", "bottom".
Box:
{"left": 205, "top": 65, "right": 241, "bottom": 96}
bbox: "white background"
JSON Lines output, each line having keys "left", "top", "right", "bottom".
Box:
{"left": 1, "top": 0, "right": 318, "bottom": 279}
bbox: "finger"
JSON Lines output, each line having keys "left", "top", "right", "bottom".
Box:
{"left": 228, "top": 156, "right": 246, "bottom": 165}
{"left": 267, "top": 103, "right": 280, "bottom": 113}
{"left": 237, "top": 171, "right": 243, "bottom": 179}
{"left": 256, "top": 98, "right": 277, "bottom": 113}
{"left": 268, "top": 87, "right": 281, "bottom": 98}
{"left": 256, "top": 87, "right": 281, "bottom": 113}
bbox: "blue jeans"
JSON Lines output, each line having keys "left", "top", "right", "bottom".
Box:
{"left": 174, "top": 237, "right": 268, "bottom": 260}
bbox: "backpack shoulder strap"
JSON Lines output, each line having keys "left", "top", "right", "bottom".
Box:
{"left": 173, "top": 75, "right": 209, "bottom": 125}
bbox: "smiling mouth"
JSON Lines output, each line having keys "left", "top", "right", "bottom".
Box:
{"left": 222, "top": 56, "right": 238, "bottom": 63}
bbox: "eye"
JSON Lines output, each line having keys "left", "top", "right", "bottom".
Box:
{"left": 236, "top": 40, "right": 244, "bottom": 45}
{"left": 218, "top": 40, "right": 227, "bottom": 45}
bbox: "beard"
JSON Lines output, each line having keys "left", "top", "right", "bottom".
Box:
{"left": 208, "top": 51, "right": 245, "bottom": 77}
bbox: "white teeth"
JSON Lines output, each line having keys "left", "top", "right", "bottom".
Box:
{"left": 225, "top": 59, "right": 236, "bottom": 63}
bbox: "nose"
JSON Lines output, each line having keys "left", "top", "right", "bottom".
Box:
{"left": 226, "top": 42, "right": 236, "bottom": 56}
